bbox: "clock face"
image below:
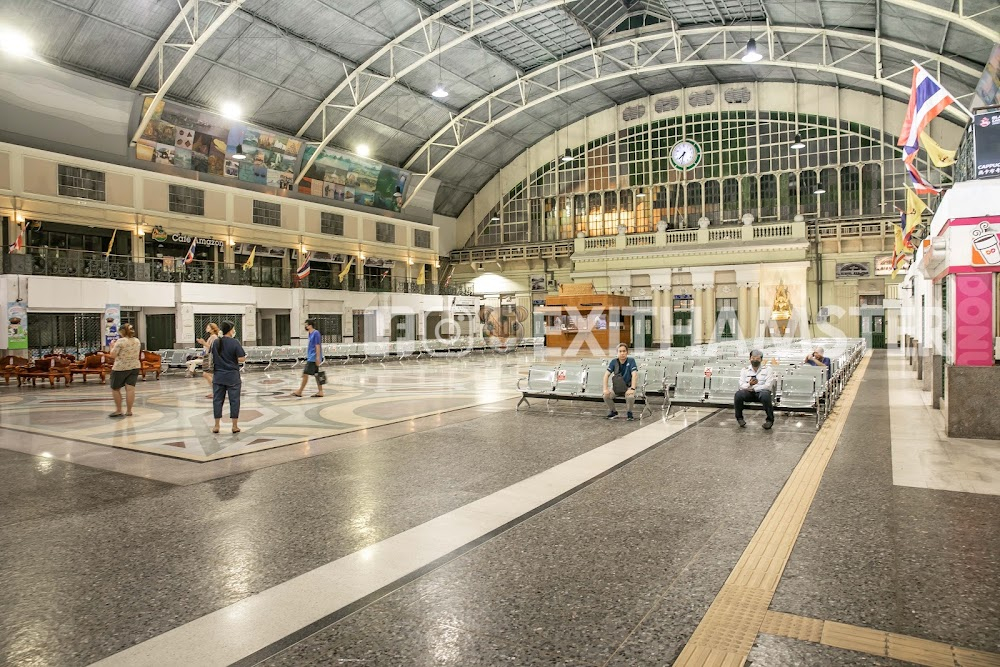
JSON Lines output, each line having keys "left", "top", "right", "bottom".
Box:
{"left": 670, "top": 140, "right": 700, "bottom": 169}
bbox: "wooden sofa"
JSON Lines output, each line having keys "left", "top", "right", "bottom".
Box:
{"left": 139, "top": 350, "right": 162, "bottom": 380}
{"left": 16, "top": 357, "right": 73, "bottom": 388}
{"left": 70, "top": 353, "right": 113, "bottom": 383}
{"left": 1, "top": 355, "right": 31, "bottom": 384}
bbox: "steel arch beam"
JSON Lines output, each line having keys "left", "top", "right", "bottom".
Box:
{"left": 882, "top": 0, "right": 999, "bottom": 43}
{"left": 129, "top": 0, "right": 247, "bottom": 146}
{"left": 401, "top": 25, "right": 976, "bottom": 201}
{"left": 130, "top": 0, "right": 198, "bottom": 89}
{"left": 292, "top": 0, "right": 573, "bottom": 186}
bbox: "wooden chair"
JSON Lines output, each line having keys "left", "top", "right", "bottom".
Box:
{"left": 16, "top": 357, "right": 73, "bottom": 388}
{"left": 139, "top": 350, "right": 162, "bottom": 380}
{"left": 1, "top": 355, "right": 30, "bottom": 385}
{"left": 70, "top": 353, "right": 112, "bottom": 384}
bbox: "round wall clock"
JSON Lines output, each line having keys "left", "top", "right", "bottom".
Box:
{"left": 670, "top": 140, "right": 701, "bottom": 170}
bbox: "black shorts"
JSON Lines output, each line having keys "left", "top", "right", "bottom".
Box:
{"left": 110, "top": 369, "right": 140, "bottom": 390}
{"left": 303, "top": 361, "right": 319, "bottom": 376}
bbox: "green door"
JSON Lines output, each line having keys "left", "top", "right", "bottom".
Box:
{"left": 145, "top": 314, "right": 175, "bottom": 351}
{"left": 672, "top": 310, "right": 692, "bottom": 348}
{"left": 633, "top": 312, "right": 653, "bottom": 350}
{"left": 870, "top": 315, "right": 886, "bottom": 349}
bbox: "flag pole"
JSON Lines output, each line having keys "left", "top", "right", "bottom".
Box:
{"left": 910, "top": 60, "right": 974, "bottom": 120}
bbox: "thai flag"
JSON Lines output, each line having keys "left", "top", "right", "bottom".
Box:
{"left": 296, "top": 252, "right": 311, "bottom": 280}
{"left": 8, "top": 226, "right": 24, "bottom": 253}
{"left": 898, "top": 65, "right": 956, "bottom": 152}
{"left": 183, "top": 237, "right": 197, "bottom": 265}
{"left": 902, "top": 145, "right": 941, "bottom": 195}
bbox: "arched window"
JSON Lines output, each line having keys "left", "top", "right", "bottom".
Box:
{"left": 840, "top": 166, "right": 860, "bottom": 217}
{"left": 603, "top": 190, "right": 619, "bottom": 234}
{"left": 861, "top": 163, "right": 881, "bottom": 215}
{"left": 741, "top": 176, "right": 759, "bottom": 220}
{"left": 800, "top": 170, "right": 818, "bottom": 214}
{"left": 704, "top": 180, "right": 721, "bottom": 224}
{"left": 819, "top": 167, "right": 838, "bottom": 217}
{"left": 588, "top": 192, "right": 603, "bottom": 236}
{"left": 619, "top": 189, "right": 634, "bottom": 231}
{"left": 780, "top": 173, "right": 798, "bottom": 219}
{"left": 686, "top": 181, "right": 703, "bottom": 226}
{"left": 722, "top": 178, "right": 740, "bottom": 223}
{"left": 759, "top": 174, "right": 778, "bottom": 220}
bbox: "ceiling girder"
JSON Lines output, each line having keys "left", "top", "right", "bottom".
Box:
{"left": 402, "top": 24, "right": 979, "bottom": 202}
{"left": 128, "top": 0, "right": 247, "bottom": 147}
{"left": 293, "top": 0, "right": 574, "bottom": 187}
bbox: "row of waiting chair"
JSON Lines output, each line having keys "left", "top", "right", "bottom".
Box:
{"left": 159, "top": 337, "right": 544, "bottom": 372}
{"left": 516, "top": 338, "right": 867, "bottom": 427}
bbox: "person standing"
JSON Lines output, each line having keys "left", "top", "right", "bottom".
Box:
{"left": 211, "top": 320, "right": 246, "bottom": 434}
{"left": 734, "top": 349, "right": 776, "bottom": 429}
{"left": 292, "top": 319, "right": 324, "bottom": 398}
{"left": 602, "top": 343, "right": 638, "bottom": 421}
{"left": 108, "top": 324, "right": 142, "bottom": 418}
{"left": 195, "top": 322, "right": 220, "bottom": 398}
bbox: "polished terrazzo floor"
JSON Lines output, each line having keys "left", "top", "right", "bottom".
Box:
{"left": 0, "top": 354, "right": 526, "bottom": 461}
{"left": 1, "top": 349, "right": 998, "bottom": 667}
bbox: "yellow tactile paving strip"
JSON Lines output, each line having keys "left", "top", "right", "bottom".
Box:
{"left": 759, "top": 611, "right": 1000, "bottom": 667}
{"left": 674, "top": 353, "right": 872, "bottom": 667}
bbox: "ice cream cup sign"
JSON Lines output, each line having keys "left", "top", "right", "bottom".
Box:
{"left": 972, "top": 222, "right": 1000, "bottom": 265}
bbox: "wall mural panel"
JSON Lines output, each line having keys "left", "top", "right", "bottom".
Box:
{"left": 298, "top": 146, "right": 409, "bottom": 213}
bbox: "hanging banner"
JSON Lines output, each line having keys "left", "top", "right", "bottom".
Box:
{"left": 6, "top": 302, "right": 27, "bottom": 350}
{"left": 104, "top": 304, "right": 121, "bottom": 347}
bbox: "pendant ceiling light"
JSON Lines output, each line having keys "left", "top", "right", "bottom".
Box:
{"left": 561, "top": 148, "right": 573, "bottom": 163}
{"left": 232, "top": 144, "right": 246, "bottom": 160}
{"left": 742, "top": 37, "right": 763, "bottom": 63}
{"left": 791, "top": 133, "right": 805, "bottom": 150}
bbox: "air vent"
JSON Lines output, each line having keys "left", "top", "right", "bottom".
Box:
{"left": 724, "top": 87, "right": 752, "bottom": 104}
{"left": 654, "top": 96, "right": 680, "bottom": 113}
{"left": 622, "top": 104, "right": 646, "bottom": 122}
{"left": 688, "top": 90, "right": 715, "bottom": 107}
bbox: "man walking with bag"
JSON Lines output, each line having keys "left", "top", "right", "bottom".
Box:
{"left": 292, "top": 319, "right": 325, "bottom": 398}
{"left": 603, "top": 342, "right": 638, "bottom": 421}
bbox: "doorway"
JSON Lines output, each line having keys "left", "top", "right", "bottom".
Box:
{"left": 146, "top": 314, "right": 175, "bottom": 351}
{"left": 870, "top": 315, "right": 886, "bottom": 349}
{"left": 390, "top": 314, "right": 416, "bottom": 341}
{"left": 353, "top": 312, "right": 375, "bottom": 342}
{"left": 260, "top": 319, "right": 274, "bottom": 346}
{"left": 275, "top": 314, "right": 291, "bottom": 346}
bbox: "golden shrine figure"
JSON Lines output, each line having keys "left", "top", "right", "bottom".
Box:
{"left": 771, "top": 281, "right": 792, "bottom": 335}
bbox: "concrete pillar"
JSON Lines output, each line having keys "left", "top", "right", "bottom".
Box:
{"left": 748, "top": 282, "right": 760, "bottom": 340}
{"left": 738, "top": 284, "right": 750, "bottom": 339}
{"left": 693, "top": 287, "right": 705, "bottom": 345}
{"left": 652, "top": 288, "right": 664, "bottom": 347}
{"left": 702, "top": 284, "right": 716, "bottom": 344}
{"left": 931, "top": 354, "right": 943, "bottom": 409}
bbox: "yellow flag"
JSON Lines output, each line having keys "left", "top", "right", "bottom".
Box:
{"left": 105, "top": 229, "right": 117, "bottom": 258}
{"left": 904, "top": 188, "right": 928, "bottom": 239}
{"left": 919, "top": 131, "right": 956, "bottom": 168}
{"left": 242, "top": 246, "right": 256, "bottom": 271}
{"left": 338, "top": 256, "right": 355, "bottom": 281}
{"left": 416, "top": 264, "right": 425, "bottom": 286}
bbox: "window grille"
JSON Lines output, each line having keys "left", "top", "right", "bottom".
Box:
{"left": 58, "top": 165, "right": 105, "bottom": 201}
{"left": 306, "top": 314, "right": 343, "bottom": 343}
{"left": 376, "top": 221, "right": 396, "bottom": 243}
{"left": 321, "top": 212, "right": 344, "bottom": 236}
{"left": 252, "top": 200, "right": 281, "bottom": 227}
{"left": 414, "top": 229, "right": 432, "bottom": 249}
{"left": 168, "top": 185, "right": 205, "bottom": 216}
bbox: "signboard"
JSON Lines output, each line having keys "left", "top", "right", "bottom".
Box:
{"left": 6, "top": 302, "right": 27, "bottom": 350}
{"left": 874, "top": 255, "right": 895, "bottom": 276}
{"left": 530, "top": 275, "right": 545, "bottom": 292}
{"left": 836, "top": 262, "right": 871, "bottom": 278}
{"left": 170, "top": 233, "right": 224, "bottom": 248}
{"left": 673, "top": 293, "right": 693, "bottom": 300}
{"left": 972, "top": 43, "right": 1000, "bottom": 110}
{"left": 972, "top": 221, "right": 1000, "bottom": 265}
{"left": 364, "top": 258, "right": 395, "bottom": 268}
{"left": 103, "top": 304, "right": 121, "bottom": 347}
{"left": 954, "top": 273, "right": 995, "bottom": 366}
{"left": 973, "top": 111, "right": 1000, "bottom": 180}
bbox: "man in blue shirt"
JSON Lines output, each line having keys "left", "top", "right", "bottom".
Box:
{"left": 603, "top": 342, "right": 638, "bottom": 421}
{"left": 804, "top": 346, "right": 831, "bottom": 379}
{"left": 735, "top": 349, "right": 775, "bottom": 429}
{"left": 292, "top": 319, "right": 324, "bottom": 398}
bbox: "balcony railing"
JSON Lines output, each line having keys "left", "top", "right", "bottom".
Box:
{"left": 2, "top": 247, "right": 471, "bottom": 296}
{"left": 572, "top": 221, "right": 806, "bottom": 254}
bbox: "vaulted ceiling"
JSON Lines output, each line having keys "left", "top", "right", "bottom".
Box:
{"left": 3, "top": 0, "right": 998, "bottom": 216}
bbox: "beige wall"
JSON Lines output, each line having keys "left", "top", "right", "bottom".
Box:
{"left": 106, "top": 172, "right": 133, "bottom": 207}
{"left": 0, "top": 151, "right": 10, "bottom": 190}
{"left": 22, "top": 157, "right": 55, "bottom": 195}
{"left": 233, "top": 195, "right": 252, "bottom": 225}
{"left": 144, "top": 180, "right": 169, "bottom": 212}
{"left": 205, "top": 190, "right": 226, "bottom": 221}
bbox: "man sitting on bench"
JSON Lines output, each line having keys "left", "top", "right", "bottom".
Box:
{"left": 735, "top": 349, "right": 775, "bottom": 430}
{"left": 603, "top": 343, "right": 638, "bottom": 421}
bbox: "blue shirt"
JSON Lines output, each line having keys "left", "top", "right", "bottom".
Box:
{"left": 307, "top": 329, "right": 322, "bottom": 362}
{"left": 805, "top": 356, "right": 831, "bottom": 378}
{"left": 211, "top": 336, "right": 245, "bottom": 385}
{"left": 607, "top": 356, "right": 638, "bottom": 388}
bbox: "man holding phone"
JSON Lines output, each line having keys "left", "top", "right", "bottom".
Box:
{"left": 804, "top": 346, "right": 831, "bottom": 379}
{"left": 734, "top": 349, "right": 775, "bottom": 429}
